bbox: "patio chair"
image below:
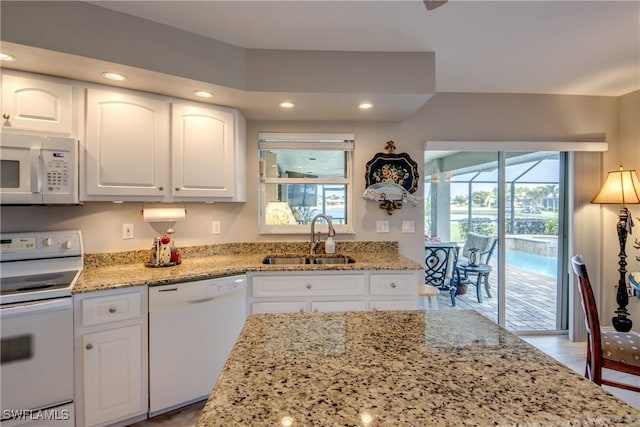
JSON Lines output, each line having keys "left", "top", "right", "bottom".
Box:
{"left": 454, "top": 235, "right": 497, "bottom": 304}
{"left": 423, "top": 243, "right": 459, "bottom": 307}
{"left": 570, "top": 255, "right": 640, "bottom": 392}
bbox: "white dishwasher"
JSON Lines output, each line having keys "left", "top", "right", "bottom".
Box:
{"left": 148, "top": 275, "right": 246, "bottom": 416}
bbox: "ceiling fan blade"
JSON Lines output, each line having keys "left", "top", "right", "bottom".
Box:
{"left": 423, "top": 0, "right": 448, "bottom": 10}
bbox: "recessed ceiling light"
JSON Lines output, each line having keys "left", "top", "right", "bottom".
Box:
{"left": 102, "top": 72, "right": 127, "bottom": 81}
{"left": 194, "top": 90, "right": 213, "bottom": 98}
{"left": 279, "top": 102, "right": 295, "bottom": 109}
{"left": 0, "top": 53, "right": 16, "bottom": 62}
{"left": 358, "top": 103, "right": 373, "bottom": 110}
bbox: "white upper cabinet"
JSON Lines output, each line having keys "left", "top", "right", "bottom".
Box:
{"left": 84, "top": 88, "right": 169, "bottom": 201}
{"left": 2, "top": 73, "right": 73, "bottom": 134}
{"left": 171, "top": 103, "right": 235, "bottom": 199}
{"left": 82, "top": 87, "right": 245, "bottom": 202}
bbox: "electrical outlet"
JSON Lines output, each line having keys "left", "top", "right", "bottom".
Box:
{"left": 402, "top": 220, "right": 415, "bottom": 233}
{"left": 376, "top": 220, "right": 389, "bottom": 233}
{"left": 211, "top": 221, "right": 221, "bottom": 234}
{"left": 122, "top": 224, "right": 134, "bottom": 239}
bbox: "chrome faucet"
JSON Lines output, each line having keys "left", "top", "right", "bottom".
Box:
{"left": 310, "top": 214, "right": 335, "bottom": 256}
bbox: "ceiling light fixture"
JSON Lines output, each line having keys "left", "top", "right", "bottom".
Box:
{"left": 102, "top": 72, "right": 127, "bottom": 81}
{"left": 194, "top": 90, "right": 213, "bottom": 98}
{"left": 358, "top": 103, "right": 373, "bottom": 110}
{"left": 0, "top": 53, "right": 16, "bottom": 61}
{"left": 279, "top": 102, "right": 295, "bottom": 109}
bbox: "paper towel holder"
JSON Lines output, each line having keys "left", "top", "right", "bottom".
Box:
{"left": 141, "top": 204, "right": 187, "bottom": 223}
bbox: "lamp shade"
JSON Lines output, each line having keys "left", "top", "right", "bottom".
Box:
{"left": 591, "top": 167, "right": 640, "bottom": 205}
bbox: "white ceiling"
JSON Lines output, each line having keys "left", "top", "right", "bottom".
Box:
{"left": 2, "top": 1, "right": 638, "bottom": 121}
{"left": 90, "top": 0, "right": 640, "bottom": 97}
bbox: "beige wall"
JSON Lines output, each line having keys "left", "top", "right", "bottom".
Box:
{"left": 1, "top": 92, "right": 621, "bottom": 259}
{"left": 608, "top": 90, "right": 640, "bottom": 325}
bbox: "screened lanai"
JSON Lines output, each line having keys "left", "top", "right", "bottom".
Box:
{"left": 424, "top": 151, "right": 566, "bottom": 332}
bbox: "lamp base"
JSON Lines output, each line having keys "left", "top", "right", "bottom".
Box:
{"left": 612, "top": 315, "right": 633, "bottom": 332}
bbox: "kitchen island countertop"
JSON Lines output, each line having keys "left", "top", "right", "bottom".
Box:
{"left": 198, "top": 310, "right": 640, "bottom": 426}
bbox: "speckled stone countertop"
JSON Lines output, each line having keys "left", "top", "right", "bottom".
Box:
{"left": 198, "top": 310, "right": 640, "bottom": 427}
{"left": 74, "top": 241, "right": 422, "bottom": 294}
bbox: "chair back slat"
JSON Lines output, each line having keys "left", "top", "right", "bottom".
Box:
{"left": 425, "top": 246, "right": 458, "bottom": 288}
{"left": 570, "top": 255, "right": 602, "bottom": 359}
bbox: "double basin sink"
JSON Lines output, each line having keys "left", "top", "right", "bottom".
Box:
{"left": 262, "top": 254, "right": 355, "bottom": 265}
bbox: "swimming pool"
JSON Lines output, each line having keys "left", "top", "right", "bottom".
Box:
{"left": 505, "top": 250, "right": 557, "bottom": 277}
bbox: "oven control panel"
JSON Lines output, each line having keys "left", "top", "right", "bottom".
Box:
{"left": 0, "top": 230, "right": 83, "bottom": 262}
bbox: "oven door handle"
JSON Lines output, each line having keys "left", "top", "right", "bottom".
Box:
{"left": 0, "top": 298, "right": 71, "bottom": 316}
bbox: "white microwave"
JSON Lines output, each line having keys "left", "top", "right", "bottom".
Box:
{"left": 0, "top": 133, "right": 79, "bottom": 204}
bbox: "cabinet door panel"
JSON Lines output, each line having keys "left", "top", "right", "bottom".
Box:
{"left": 82, "top": 325, "right": 143, "bottom": 427}
{"left": 252, "top": 301, "right": 307, "bottom": 314}
{"left": 85, "top": 89, "right": 167, "bottom": 199}
{"left": 171, "top": 103, "right": 234, "bottom": 199}
{"left": 2, "top": 74, "right": 72, "bottom": 134}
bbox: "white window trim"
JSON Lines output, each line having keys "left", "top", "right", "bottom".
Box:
{"left": 259, "top": 132, "right": 355, "bottom": 235}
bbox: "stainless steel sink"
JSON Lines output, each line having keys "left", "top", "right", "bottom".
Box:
{"left": 261, "top": 254, "right": 356, "bottom": 265}
{"left": 310, "top": 255, "right": 355, "bottom": 264}
{"left": 262, "top": 255, "right": 309, "bottom": 265}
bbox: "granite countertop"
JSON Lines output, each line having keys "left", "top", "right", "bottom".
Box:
{"left": 74, "top": 241, "right": 422, "bottom": 294}
{"left": 198, "top": 310, "right": 640, "bottom": 427}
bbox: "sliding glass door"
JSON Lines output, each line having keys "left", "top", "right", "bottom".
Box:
{"left": 425, "top": 150, "right": 569, "bottom": 332}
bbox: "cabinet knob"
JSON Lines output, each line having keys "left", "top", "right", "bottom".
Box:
{"left": 85, "top": 343, "right": 93, "bottom": 350}
{"left": 108, "top": 307, "right": 116, "bottom": 314}
{"left": 306, "top": 283, "right": 312, "bottom": 289}
{"left": 390, "top": 282, "right": 397, "bottom": 288}
{"left": 158, "top": 186, "right": 164, "bottom": 191}
{"left": 2, "top": 114, "right": 9, "bottom": 120}
{"left": 175, "top": 187, "right": 180, "bottom": 191}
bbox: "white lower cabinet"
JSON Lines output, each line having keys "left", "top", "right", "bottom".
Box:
{"left": 74, "top": 287, "right": 148, "bottom": 427}
{"left": 248, "top": 270, "right": 419, "bottom": 314}
{"left": 81, "top": 326, "right": 143, "bottom": 427}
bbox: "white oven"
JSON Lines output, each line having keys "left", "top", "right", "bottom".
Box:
{"left": 1, "top": 231, "right": 82, "bottom": 427}
{"left": 0, "top": 133, "right": 79, "bottom": 205}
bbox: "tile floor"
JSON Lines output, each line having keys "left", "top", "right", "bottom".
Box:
{"left": 130, "top": 335, "right": 639, "bottom": 426}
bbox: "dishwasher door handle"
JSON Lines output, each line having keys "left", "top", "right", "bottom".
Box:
{"left": 187, "top": 296, "right": 218, "bottom": 304}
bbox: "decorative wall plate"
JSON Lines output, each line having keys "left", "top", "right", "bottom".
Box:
{"left": 365, "top": 141, "right": 419, "bottom": 194}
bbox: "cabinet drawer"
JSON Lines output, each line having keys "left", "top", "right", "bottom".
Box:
{"left": 370, "top": 299, "right": 416, "bottom": 311}
{"left": 81, "top": 291, "right": 142, "bottom": 326}
{"left": 252, "top": 275, "right": 365, "bottom": 297}
{"left": 370, "top": 274, "right": 415, "bottom": 296}
{"left": 252, "top": 301, "right": 307, "bottom": 314}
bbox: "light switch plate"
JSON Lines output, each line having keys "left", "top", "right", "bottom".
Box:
{"left": 211, "top": 221, "right": 221, "bottom": 234}
{"left": 402, "top": 220, "right": 415, "bottom": 233}
{"left": 376, "top": 220, "right": 389, "bottom": 233}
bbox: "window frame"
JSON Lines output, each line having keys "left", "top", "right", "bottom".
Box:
{"left": 258, "top": 132, "right": 355, "bottom": 234}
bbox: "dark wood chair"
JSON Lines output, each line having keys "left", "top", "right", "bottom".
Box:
{"left": 570, "top": 255, "right": 640, "bottom": 392}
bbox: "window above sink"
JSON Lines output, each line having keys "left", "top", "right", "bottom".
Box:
{"left": 258, "top": 133, "right": 355, "bottom": 234}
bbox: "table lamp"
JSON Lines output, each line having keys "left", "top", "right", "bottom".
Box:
{"left": 591, "top": 166, "right": 640, "bottom": 332}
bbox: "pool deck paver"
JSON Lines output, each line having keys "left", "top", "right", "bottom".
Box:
{"left": 433, "top": 263, "right": 558, "bottom": 331}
